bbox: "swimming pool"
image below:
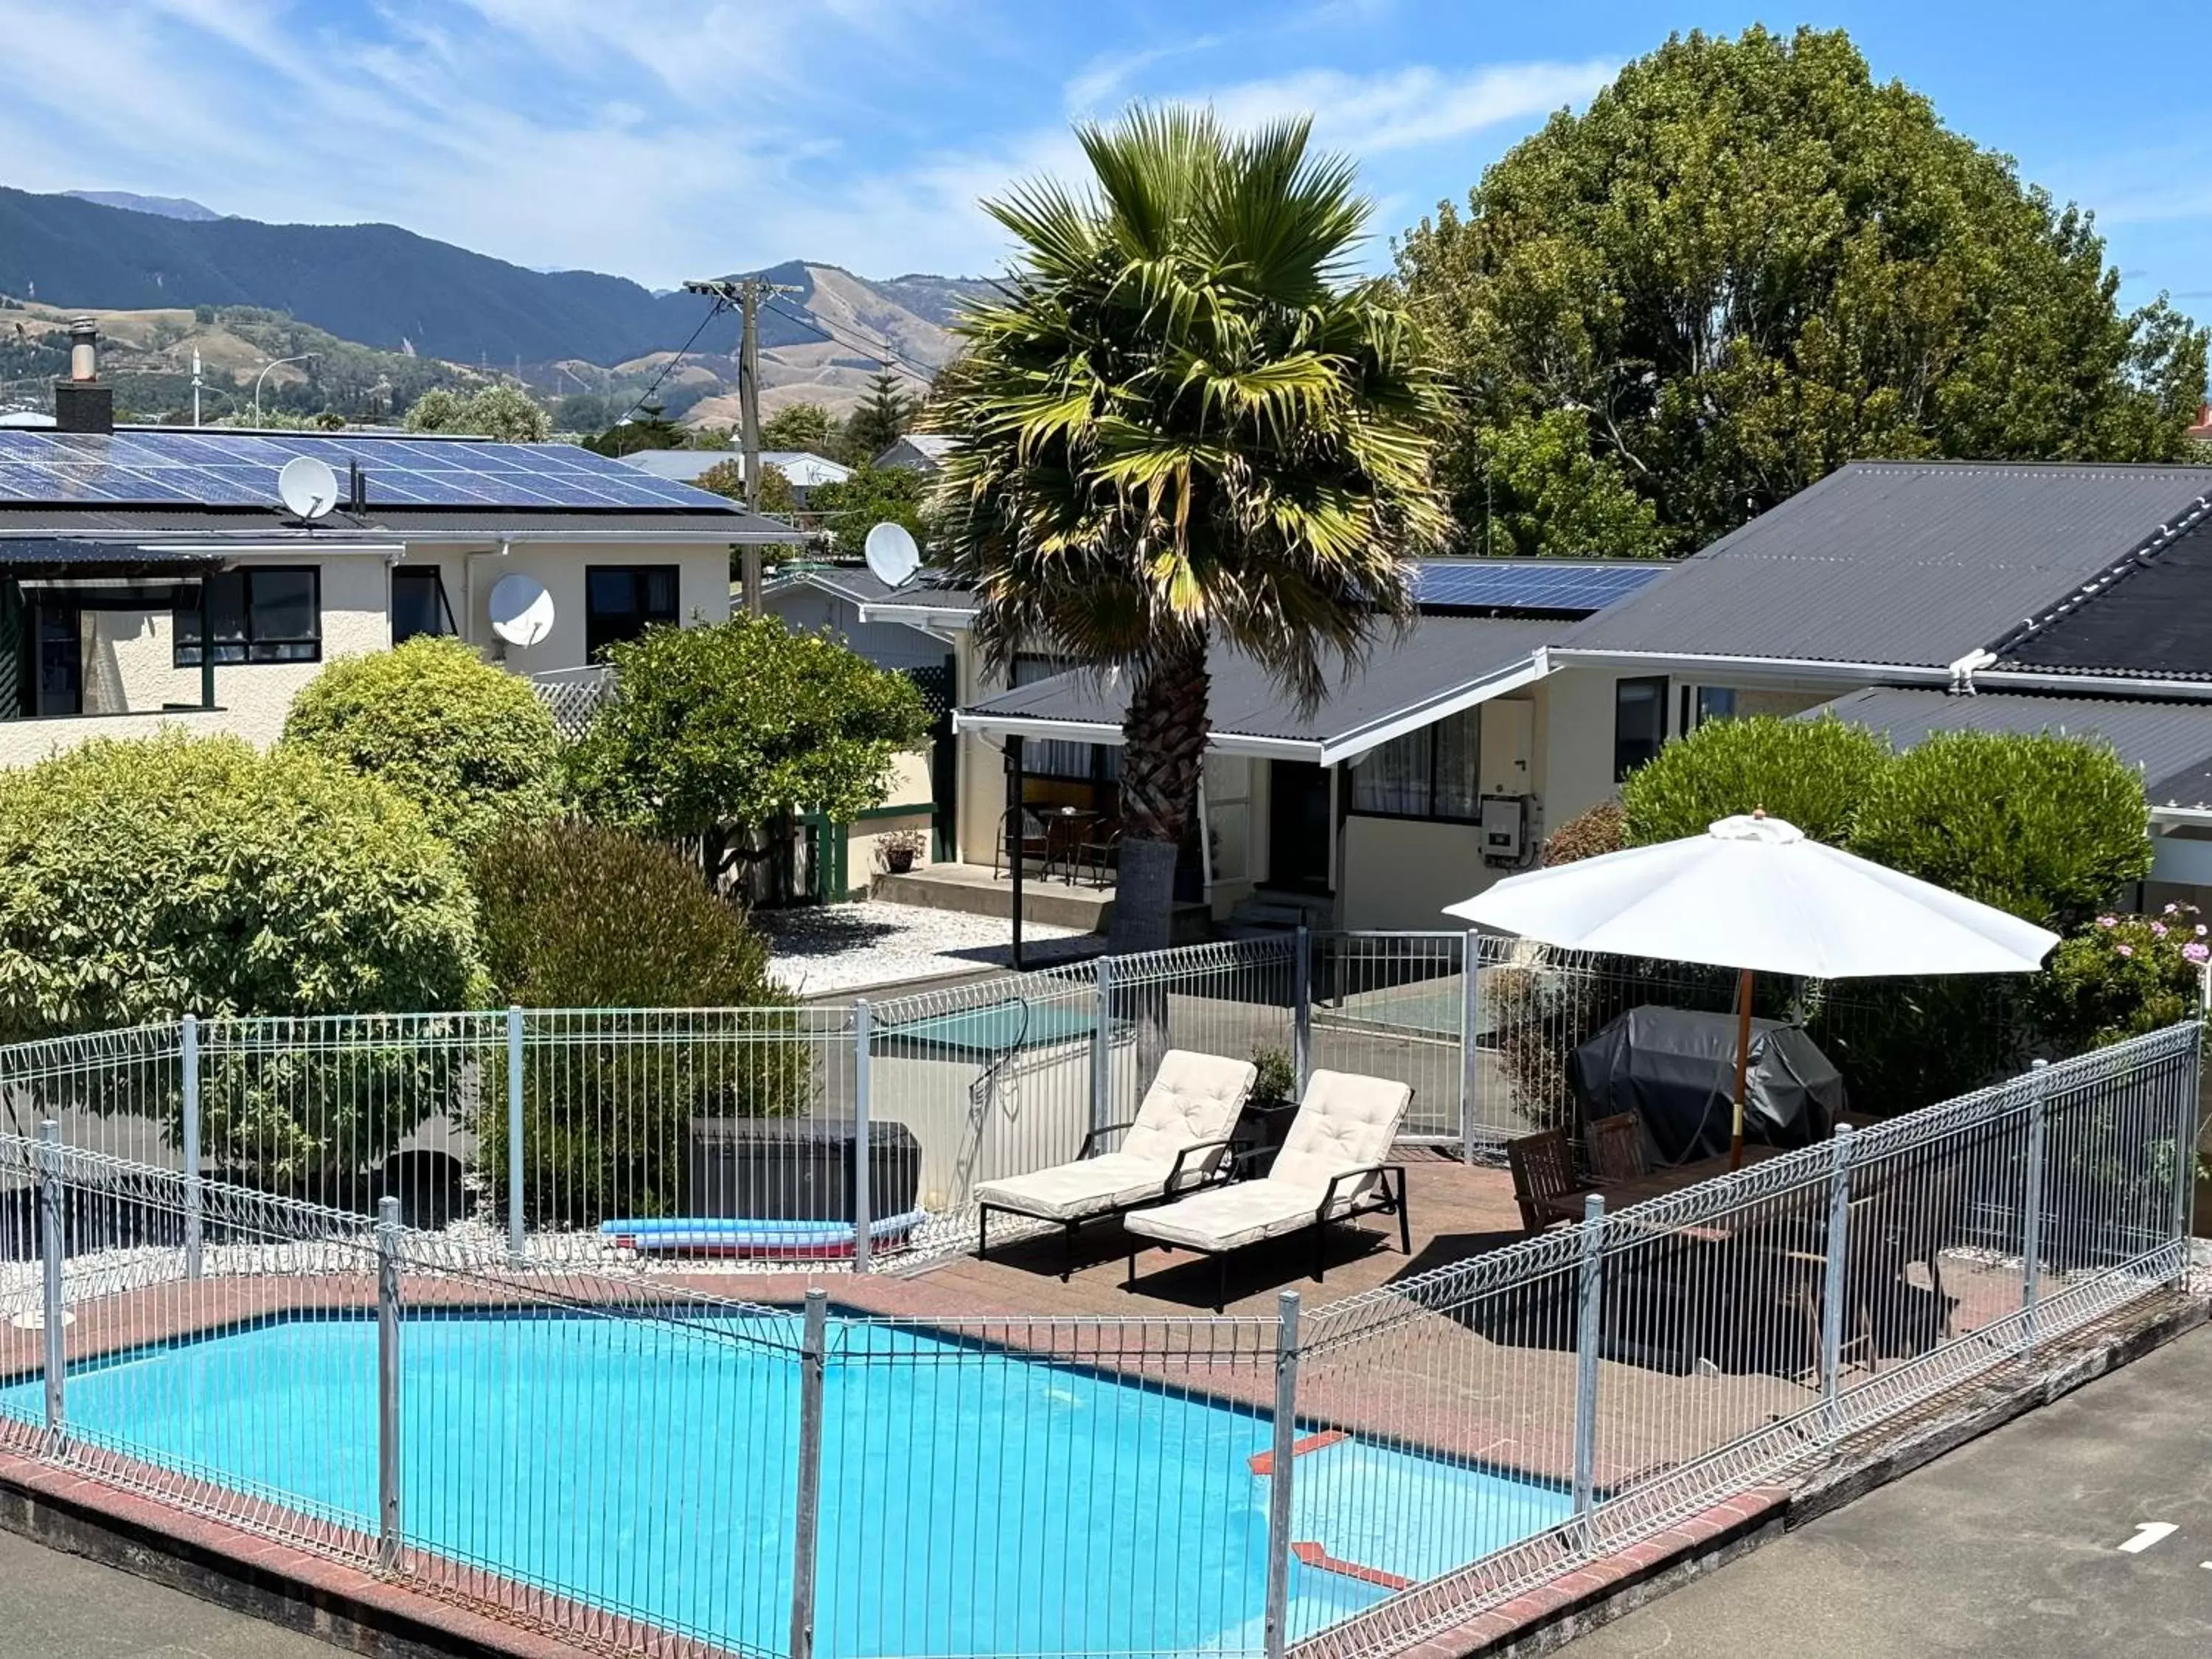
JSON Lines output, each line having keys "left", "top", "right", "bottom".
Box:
{"left": 2, "top": 1309, "right": 1568, "bottom": 1656}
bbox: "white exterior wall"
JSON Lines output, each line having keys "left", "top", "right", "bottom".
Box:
{"left": 1, "top": 540, "right": 736, "bottom": 767}
{"left": 1339, "top": 815, "right": 1492, "bottom": 931}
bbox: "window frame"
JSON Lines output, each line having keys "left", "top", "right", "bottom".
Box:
{"left": 583, "top": 563, "right": 681, "bottom": 659}
{"left": 1009, "top": 653, "right": 1123, "bottom": 785}
{"left": 174, "top": 566, "right": 322, "bottom": 667}
{"left": 1613, "top": 674, "right": 1669, "bottom": 780}
{"left": 1346, "top": 707, "right": 1485, "bottom": 825}
{"left": 390, "top": 565, "right": 457, "bottom": 645}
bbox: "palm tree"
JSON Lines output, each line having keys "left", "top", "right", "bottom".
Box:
{"left": 930, "top": 105, "right": 1452, "bottom": 953}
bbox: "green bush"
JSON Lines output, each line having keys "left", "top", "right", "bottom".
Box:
{"left": 2034, "top": 905, "right": 2208, "bottom": 1051}
{"left": 565, "top": 615, "right": 931, "bottom": 880}
{"left": 0, "top": 732, "right": 484, "bottom": 1040}
{"left": 1542, "top": 800, "right": 1625, "bottom": 866}
{"left": 284, "top": 637, "right": 563, "bottom": 849}
{"left": 1848, "top": 730, "right": 2152, "bottom": 929}
{"left": 470, "top": 821, "right": 807, "bottom": 1226}
{"left": 1621, "top": 716, "right": 1891, "bottom": 845}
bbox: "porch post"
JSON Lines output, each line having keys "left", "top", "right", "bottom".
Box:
{"left": 1006, "top": 734, "right": 1026, "bottom": 970}
{"left": 197, "top": 569, "right": 215, "bottom": 709}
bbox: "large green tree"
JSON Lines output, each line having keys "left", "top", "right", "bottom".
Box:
{"left": 1398, "top": 25, "right": 2211, "bottom": 556}
{"left": 932, "top": 106, "right": 1451, "bottom": 951}
{"left": 840, "top": 370, "right": 921, "bottom": 462}
{"left": 403, "top": 382, "right": 552, "bottom": 442}
{"left": 762, "top": 400, "right": 841, "bottom": 454}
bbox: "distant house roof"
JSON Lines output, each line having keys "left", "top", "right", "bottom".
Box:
{"left": 1807, "top": 686, "right": 2212, "bottom": 802}
{"left": 767, "top": 563, "right": 966, "bottom": 609}
{"left": 958, "top": 616, "right": 1560, "bottom": 764}
{"left": 619, "top": 448, "right": 850, "bottom": 489}
{"left": 1557, "top": 462, "right": 2212, "bottom": 674}
{"left": 875, "top": 434, "right": 956, "bottom": 470}
{"left": 0, "top": 535, "right": 221, "bottom": 571}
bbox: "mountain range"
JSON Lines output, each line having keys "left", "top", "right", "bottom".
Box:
{"left": 0, "top": 186, "right": 983, "bottom": 412}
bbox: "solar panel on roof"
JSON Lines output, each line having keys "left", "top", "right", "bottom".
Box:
{"left": 0, "top": 431, "right": 737, "bottom": 512}
{"left": 1415, "top": 561, "right": 1667, "bottom": 613}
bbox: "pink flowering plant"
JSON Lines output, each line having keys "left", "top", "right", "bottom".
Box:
{"left": 2036, "top": 902, "right": 2209, "bottom": 1051}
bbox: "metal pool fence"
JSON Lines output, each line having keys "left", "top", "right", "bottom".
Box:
{"left": 0, "top": 930, "right": 2156, "bottom": 1272}
{"left": 0, "top": 1022, "right": 2195, "bottom": 1659}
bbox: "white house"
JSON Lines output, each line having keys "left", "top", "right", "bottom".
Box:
{"left": 881, "top": 461, "right": 2212, "bottom": 931}
{"left": 618, "top": 448, "right": 850, "bottom": 504}
{"left": 0, "top": 347, "right": 801, "bottom": 765}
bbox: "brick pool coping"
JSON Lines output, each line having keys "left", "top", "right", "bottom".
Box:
{"left": 0, "top": 1284, "right": 2197, "bottom": 1659}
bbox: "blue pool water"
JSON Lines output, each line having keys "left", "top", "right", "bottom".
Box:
{"left": 1, "top": 1311, "right": 1567, "bottom": 1655}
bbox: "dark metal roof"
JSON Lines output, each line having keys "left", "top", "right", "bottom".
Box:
{"left": 2147, "top": 756, "right": 2212, "bottom": 810}
{"left": 0, "top": 535, "right": 221, "bottom": 570}
{"left": 1806, "top": 686, "right": 2212, "bottom": 801}
{"left": 1558, "top": 462, "right": 2212, "bottom": 669}
{"left": 0, "top": 504, "right": 790, "bottom": 539}
{"left": 963, "top": 616, "right": 1557, "bottom": 754}
{"left": 843, "top": 568, "right": 981, "bottom": 611}
{"left": 1992, "top": 500, "right": 2212, "bottom": 681}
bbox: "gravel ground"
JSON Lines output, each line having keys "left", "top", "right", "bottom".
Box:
{"left": 759, "top": 901, "right": 1102, "bottom": 997}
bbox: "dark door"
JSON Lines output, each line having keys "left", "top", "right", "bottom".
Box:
{"left": 1266, "top": 760, "right": 1333, "bottom": 894}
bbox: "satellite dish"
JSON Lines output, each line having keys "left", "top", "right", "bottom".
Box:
{"left": 277, "top": 455, "right": 340, "bottom": 521}
{"left": 863, "top": 521, "right": 921, "bottom": 589}
{"left": 488, "top": 573, "right": 556, "bottom": 648}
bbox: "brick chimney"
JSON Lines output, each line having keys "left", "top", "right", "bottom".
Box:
{"left": 53, "top": 316, "right": 114, "bottom": 434}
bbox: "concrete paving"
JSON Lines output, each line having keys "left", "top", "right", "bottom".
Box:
{"left": 0, "top": 1526, "right": 337, "bottom": 1658}
{"left": 1568, "top": 1324, "right": 2212, "bottom": 1658}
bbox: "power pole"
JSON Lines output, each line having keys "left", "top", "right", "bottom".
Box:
{"left": 684, "top": 276, "right": 801, "bottom": 616}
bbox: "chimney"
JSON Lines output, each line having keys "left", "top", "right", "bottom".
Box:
{"left": 53, "top": 316, "right": 114, "bottom": 434}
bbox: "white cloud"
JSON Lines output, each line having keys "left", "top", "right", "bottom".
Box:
{"left": 1192, "top": 60, "right": 1614, "bottom": 156}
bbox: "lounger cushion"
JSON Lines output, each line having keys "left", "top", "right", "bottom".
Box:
{"left": 1124, "top": 1180, "right": 1338, "bottom": 1251}
{"left": 1119, "top": 1050, "right": 1257, "bottom": 1167}
{"left": 976, "top": 1154, "right": 1200, "bottom": 1223}
{"left": 973, "top": 1050, "right": 1256, "bottom": 1224}
{"left": 1268, "top": 1070, "right": 1413, "bottom": 1202}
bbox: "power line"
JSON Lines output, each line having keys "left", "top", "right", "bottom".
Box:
{"left": 617, "top": 296, "right": 728, "bottom": 424}
{"left": 762, "top": 297, "right": 938, "bottom": 387}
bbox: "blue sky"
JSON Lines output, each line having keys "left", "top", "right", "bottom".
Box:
{"left": 3, "top": 1, "right": 2205, "bottom": 313}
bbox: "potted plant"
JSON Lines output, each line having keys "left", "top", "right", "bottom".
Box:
{"left": 877, "top": 826, "right": 928, "bottom": 876}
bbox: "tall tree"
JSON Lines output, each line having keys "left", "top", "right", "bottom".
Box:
{"left": 403, "top": 382, "right": 552, "bottom": 442}
{"left": 841, "top": 370, "right": 919, "bottom": 463}
{"left": 932, "top": 106, "right": 1450, "bottom": 953}
{"left": 762, "top": 400, "right": 841, "bottom": 454}
{"left": 1398, "top": 25, "right": 2211, "bottom": 556}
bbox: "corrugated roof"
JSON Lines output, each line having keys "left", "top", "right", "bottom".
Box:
{"left": 1559, "top": 462, "right": 2212, "bottom": 669}
{"left": 1806, "top": 686, "right": 2212, "bottom": 797}
{"left": 964, "top": 616, "right": 1557, "bottom": 754}
{"left": 1992, "top": 500, "right": 2212, "bottom": 681}
{"left": 0, "top": 536, "right": 220, "bottom": 568}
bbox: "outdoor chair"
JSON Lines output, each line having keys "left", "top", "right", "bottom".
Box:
{"left": 973, "top": 1050, "right": 1256, "bottom": 1280}
{"left": 1506, "top": 1127, "right": 1586, "bottom": 1234}
{"left": 1077, "top": 821, "right": 1121, "bottom": 888}
{"left": 1587, "top": 1113, "right": 1649, "bottom": 1182}
{"left": 993, "top": 806, "right": 1051, "bottom": 880}
{"left": 1121, "top": 1069, "right": 1412, "bottom": 1311}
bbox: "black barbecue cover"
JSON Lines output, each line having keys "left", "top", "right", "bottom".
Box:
{"left": 1570, "top": 1005, "right": 1847, "bottom": 1166}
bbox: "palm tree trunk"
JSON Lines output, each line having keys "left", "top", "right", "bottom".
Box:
{"left": 1110, "top": 632, "right": 1210, "bottom": 956}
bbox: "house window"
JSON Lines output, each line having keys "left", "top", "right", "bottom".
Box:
{"left": 1694, "top": 686, "right": 1736, "bottom": 728}
{"left": 1349, "top": 707, "right": 1482, "bottom": 822}
{"left": 391, "top": 567, "right": 455, "bottom": 644}
{"left": 1010, "top": 655, "right": 1123, "bottom": 785}
{"left": 585, "top": 565, "right": 680, "bottom": 658}
{"left": 175, "top": 567, "right": 321, "bottom": 666}
{"left": 1613, "top": 675, "right": 1668, "bottom": 779}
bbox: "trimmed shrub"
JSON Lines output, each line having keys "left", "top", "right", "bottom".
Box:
{"left": 283, "top": 636, "right": 562, "bottom": 849}
{"left": 1621, "top": 716, "right": 1891, "bottom": 846}
{"left": 565, "top": 615, "right": 932, "bottom": 880}
{"left": 1848, "top": 730, "right": 2152, "bottom": 930}
{"left": 0, "top": 731, "right": 484, "bottom": 1039}
{"left": 470, "top": 821, "right": 807, "bottom": 1226}
{"left": 2034, "top": 905, "right": 2208, "bottom": 1052}
{"left": 1543, "top": 800, "right": 1625, "bottom": 866}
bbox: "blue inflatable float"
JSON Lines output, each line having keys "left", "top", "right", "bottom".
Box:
{"left": 599, "top": 1211, "right": 926, "bottom": 1259}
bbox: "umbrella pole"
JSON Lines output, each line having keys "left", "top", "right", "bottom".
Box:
{"left": 1729, "top": 967, "right": 1754, "bottom": 1172}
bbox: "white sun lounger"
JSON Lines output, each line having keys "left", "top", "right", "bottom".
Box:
{"left": 1121, "top": 1068, "right": 1412, "bottom": 1310}
{"left": 973, "top": 1049, "right": 1257, "bottom": 1279}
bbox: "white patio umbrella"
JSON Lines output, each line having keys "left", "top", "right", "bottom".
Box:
{"left": 1445, "top": 813, "right": 2060, "bottom": 1168}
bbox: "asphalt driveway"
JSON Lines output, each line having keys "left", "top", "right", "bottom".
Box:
{"left": 1568, "top": 1324, "right": 2212, "bottom": 1658}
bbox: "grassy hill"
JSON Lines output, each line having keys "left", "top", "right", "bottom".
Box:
{"left": 0, "top": 187, "right": 985, "bottom": 403}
